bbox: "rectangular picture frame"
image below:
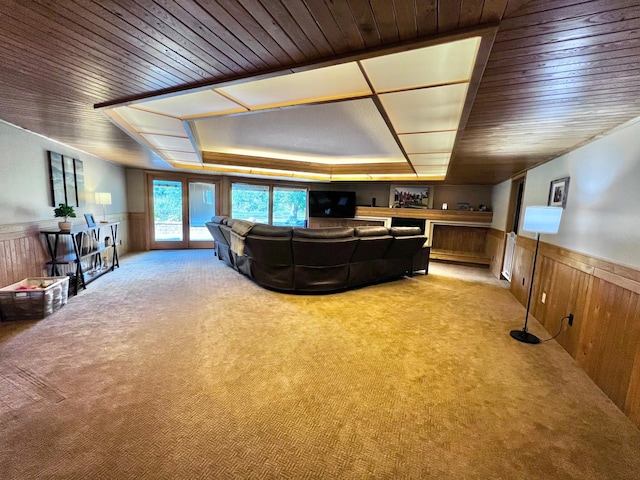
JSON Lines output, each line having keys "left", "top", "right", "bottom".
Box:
{"left": 48, "top": 151, "right": 66, "bottom": 207}
{"left": 548, "top": 176, "right": 570, "bottom": 208}
{"left": 389, "top": 185, "right": 433, "bottom": 209}
{"left": 62, "top": 155, "right": 77, "bottom": 207}
{"left": 74, "top": 158, "right": 85, "bottom": 206}
{"left": 84, "top": 213, "right": 96, "bottom": 227}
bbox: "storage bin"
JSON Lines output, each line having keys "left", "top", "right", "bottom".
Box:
{"left": 0, "top": 277, "right": 69, "bottom": 321}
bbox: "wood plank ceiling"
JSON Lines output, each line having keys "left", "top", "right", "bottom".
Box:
{"left": 2, "top": 0, "right": 640, "bottom": 184}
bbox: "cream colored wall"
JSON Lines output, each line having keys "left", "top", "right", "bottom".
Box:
{"left": 521, "top": 119, "right": 640, "bottom": 269}
{"left": 490, "top": 179, "right": 511, "bottom": 231}
{"left": 0, "top": 120, "right": 127, "bottom": 225}
{"left": 126, "top": 169, "right": 145, "bottom": 213}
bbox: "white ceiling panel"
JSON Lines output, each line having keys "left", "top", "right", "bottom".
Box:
{"left": 380, "top": 83, "right": 469, "bottom": 134}
{"left": 112, "top": 107, "right": 186, "bottom": 136}
{"left": 135, "top": 90, "right": 246, "bottom": 118}
{"left": 361, "top": 37, "right": 480, "bottom": 92}
{"left": 400, "top": 131, "right": 457, "bottom": 153}
{"left": 409, "top": 153, "right": 451, "bottom": 165}
{"left": 162, "top": 151, "right": 201, "bottom": 163}
{"left": 194, "top": 99, "right": 405, "bottom": 164}
{"left": 414, "top": 165, "right": 448, "bottom": 175}
{"left": 216, "top": 63, "right": 372, "bottom": 109}
{"left": 140, "top": 134, "right": 195, "bottom": 151}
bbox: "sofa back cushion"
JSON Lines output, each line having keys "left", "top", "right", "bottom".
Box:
{"left": 389, "top": 226, "right": 423, "bottom": 237}
{"left": 355, "top": 226, "right": 389, "bottom": 237}
{"left": 292, "top": 237, "right": 358, "bottom": 266}
{"left": 210, "top": 215, "right": 229, "bottom": 225}
{"left": 250, "top": 224, "right": 293, "bottom": 238}
{"left": 293, "top": 227, "right": 354, "bottom": 239}
{"left": 244, "top": 235, "right": 293, "bottom": 264}
{"left": 231, "top": 220, "right": 255, "bottom": 236}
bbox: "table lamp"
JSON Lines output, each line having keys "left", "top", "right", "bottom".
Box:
{"left": 95, "top": 192, "right": 112, "bottom": 223}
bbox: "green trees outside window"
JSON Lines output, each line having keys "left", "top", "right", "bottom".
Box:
{"left": 231, "top": 183, "right": 307, "bottom": 226}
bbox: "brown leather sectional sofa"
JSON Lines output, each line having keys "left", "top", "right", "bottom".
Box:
{"left": 206, "top": 216, "right": 429, "bottom": 293}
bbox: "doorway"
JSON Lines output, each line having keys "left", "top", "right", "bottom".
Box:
{"left": 148, "top": 174, "right": 219, "bottom": 249}
{"left": 501, "top": 175, "right": 525, "bottom": 281}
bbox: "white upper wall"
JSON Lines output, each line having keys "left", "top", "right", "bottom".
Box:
{"left": 490, "top": 179, "right": 511, "bottom": 231}
{"left": 520, "top": 119, "right": 640, "bottom": 269}
{"left": 0, "top": 120, "right": 127, "bottom": 225}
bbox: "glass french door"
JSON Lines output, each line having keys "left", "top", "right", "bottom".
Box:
{"left": 149, "top": 175, "right": 218, "bottom": 249}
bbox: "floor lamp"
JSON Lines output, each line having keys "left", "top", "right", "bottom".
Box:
{"left": 510, "top": 206, "right": 563, "bottom": 344}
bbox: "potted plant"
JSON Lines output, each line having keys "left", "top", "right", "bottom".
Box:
{"left": 54, "top": 203, "right": 76, "bottom": 231}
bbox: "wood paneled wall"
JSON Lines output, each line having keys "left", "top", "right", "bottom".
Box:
{"left": 0, "top": 215, "right": 129, "bottom": 287}
{"left": 128, "top": 212, "right": 149, "bottom": 251}
{"left": 511, "top": 235, "right": 640, "bottom": 429}
{"left": 485, "top": 228, "right": 505, "bottom": 279}
{"left": 432, "top": 225, "right": 487, "bottom": 253}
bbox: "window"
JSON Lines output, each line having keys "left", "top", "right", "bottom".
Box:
{"left": 231, "top": 182, "right": 307, "bottom": 226}
{"left": 273, "top": 186, "right": 307, "bottom": 226}
{"left": 231, "top": 183, "right": 269, "bottom": 224}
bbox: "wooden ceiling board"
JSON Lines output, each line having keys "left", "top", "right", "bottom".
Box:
{"left": 3, "top": 0, "right": 640, "bottom": 184}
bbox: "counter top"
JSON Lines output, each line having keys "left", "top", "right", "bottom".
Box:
{"left": 355, "top": 207, "right": 493, "bottom": 224}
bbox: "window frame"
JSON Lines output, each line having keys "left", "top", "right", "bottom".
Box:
{"left": 230, "top": 180, "right": 308, "bottom": 226}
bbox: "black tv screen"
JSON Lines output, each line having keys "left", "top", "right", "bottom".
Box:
{"left": 308, "top": 191, "right": 356, "bottom": 218}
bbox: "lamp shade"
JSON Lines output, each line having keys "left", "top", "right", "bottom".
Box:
{"left": 522, "top": 206, "right": 562, "bottom": 234}
{"left": 95, "top": 192, "right": 112, "bottom": 205}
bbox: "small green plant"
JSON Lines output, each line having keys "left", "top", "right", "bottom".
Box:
{"left": 53, "top": 203, "right": 76, "bottom": 221}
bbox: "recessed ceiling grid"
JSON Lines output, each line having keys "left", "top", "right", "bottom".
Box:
{"left": 103, "top": 36, "right": 481, "bottom": 181}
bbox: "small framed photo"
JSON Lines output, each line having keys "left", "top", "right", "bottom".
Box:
{"left": 84, "top": 213, "right": 96, "bottom": 227}
{"left": 548, "top": 177, "right": 570, "bottom": 208}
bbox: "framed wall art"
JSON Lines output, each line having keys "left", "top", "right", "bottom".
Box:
{"left": 548, "top": 176, "right": 570, "bottom": 208}
{"left": 74, "top": 158, "right": 85, "bottom": 206}
{"left": 48, "top": 151, "right": 85, "bottom": 207}
{"left": 62, "top": 155, "right": 77, "bottom": 207}
{"left": 48, "top": 151, "right": 66, "bottom": 206}
{"left": 389, "top": 185, "right": 433, "bottom": 208}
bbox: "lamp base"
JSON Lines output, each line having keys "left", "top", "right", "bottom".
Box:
{"left": 510, "top": 329, "right": 541, "bottom": 344}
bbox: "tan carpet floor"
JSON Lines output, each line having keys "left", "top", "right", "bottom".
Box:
{"left": 1, "top": 250, "right": 639, "bottom": 479}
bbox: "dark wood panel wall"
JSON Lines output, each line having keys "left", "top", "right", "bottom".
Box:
{"left": 485, "top": 228, "right": 506, "bottom": 279}
{"left": 432, "top": 225, "right": 487, "bottom": 253}
{"left": 128, "top": 212, "right": 149, "bottom": 252}
{"left": 510, "top": 235, "right": 640, "bottom": 429}
{"left": 0, "top": 215, "right": 130, "bottom": 288}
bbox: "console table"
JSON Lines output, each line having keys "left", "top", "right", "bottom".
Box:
{"left": 41, "top": 222, "right": 120, "bottom": 294}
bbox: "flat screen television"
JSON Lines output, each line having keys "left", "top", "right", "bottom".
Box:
{"left": 308, "top": 191, "right": 357, "bottom": 218}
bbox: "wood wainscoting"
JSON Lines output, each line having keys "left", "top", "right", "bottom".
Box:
{"left": 128, "top": 212, "right": 149, "bottom": 251}
{"left": 0, "top": 215, "right": 129, "bottom": 288}
{"left": 485, "top": 228, "right": 506, "bottom": 280}
{"left": 511, "top": 235, "right": 640, "bottom": 429}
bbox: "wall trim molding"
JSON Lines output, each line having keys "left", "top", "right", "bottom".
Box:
{"left": 517, "top": 235, "right": 640, "bottom": 285}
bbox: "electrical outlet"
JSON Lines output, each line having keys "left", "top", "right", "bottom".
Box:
{"left": 568, "top": 313, "right": 574, "bottom": 326}
{"left": 541, "top": 292, "right": 546, "bottom": 303}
